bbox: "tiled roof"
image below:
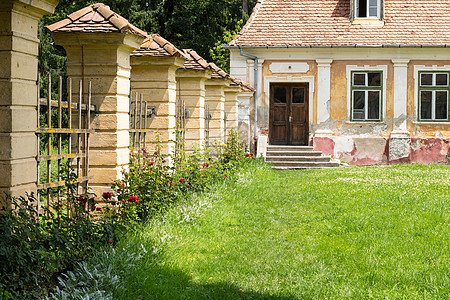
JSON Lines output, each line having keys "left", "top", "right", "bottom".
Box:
{"left": 47, "top": 3, "right": 147, "bottom": 38}
{"left": 180, "top": 50, "right": 254, "bottom": 91}
{"left": 133, "top": 34, "right": 188, "bottom": 58}
{"left": 209, "top": 63, "right": 230, "bottom": 80}
{"left": 180, "top": 49, "right": 212, "bottom": 71}
{"left": 230, "top": 0, "right": 450, "bottom": 47}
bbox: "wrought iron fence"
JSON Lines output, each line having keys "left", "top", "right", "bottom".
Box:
{"left": 205, "top": 105, "right": 211, "bottom": 148}
{"left": 36, "top": 75, "right": 95, "bottom": 219}
{"left": 129, "top": 92, "right": 156, "bottom": 149}
{"left": 175, "top": 99, "right": 187, "bottom": 154}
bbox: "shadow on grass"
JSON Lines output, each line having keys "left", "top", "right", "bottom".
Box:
{"left": 119, "top": 259, "right": 297, "bottom": 300}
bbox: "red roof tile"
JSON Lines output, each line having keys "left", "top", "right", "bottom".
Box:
{"left": 180, "top": 49, "right": 213, "bottom": 71}
{"left": 132, "top": 34, "right": 188, "bottom": 58}
{"left": 47, "top": 3, "right": 147, "bottom": 38}
{"left": 230, "top": 0, "right": 450, "bottom": 47}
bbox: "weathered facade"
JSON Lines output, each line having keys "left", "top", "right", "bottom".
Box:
{"left": 228, "top": 0, "right": 450, "bottom": 165}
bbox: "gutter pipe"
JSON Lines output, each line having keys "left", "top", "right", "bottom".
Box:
{"left": 239, "top": 47, "right": 258, "bottom": 140}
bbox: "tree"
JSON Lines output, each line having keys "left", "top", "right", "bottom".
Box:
{"left": 38, "top": 0, "right": 257, "bottom": 78}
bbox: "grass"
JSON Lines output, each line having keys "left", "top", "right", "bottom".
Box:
{"left": 89, "top": 163, "right": 450, "bottom": 299}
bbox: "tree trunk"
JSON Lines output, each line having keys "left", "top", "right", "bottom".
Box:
{"left": 242, "top": 0, "right": 249, "bottom": 17}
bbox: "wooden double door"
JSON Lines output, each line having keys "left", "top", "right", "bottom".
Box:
{"left": 269, "top": 83, "right": 309, "bottom": 145}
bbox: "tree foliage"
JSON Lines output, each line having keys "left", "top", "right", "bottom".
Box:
{"left": 39, "top": 0, "right": 257, "bottom": 77}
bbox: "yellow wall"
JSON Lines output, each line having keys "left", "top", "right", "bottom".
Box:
{"left": 407, "top": 60, "right": 450, "bottom": 137}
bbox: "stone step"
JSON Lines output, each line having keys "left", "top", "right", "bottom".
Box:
{"left": 266, "top": 150, "right": 323, "bottom": 157}
{"left": 273, "top": 166, "right": 338, "bottom": 170}
{"left": 269, "top": 161, "right": 340, "bottom": 169}
{"left": 265, "top": 155, "right": 332, "bottom": 162}
{"left": 267, "top": 145, "right": 314, "bottom": 151}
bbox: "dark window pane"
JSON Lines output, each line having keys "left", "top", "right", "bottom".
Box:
{"left": 421, "top": 74, "right": 433, "bottom": 86}
{"left": 357, "top": 0, "right": 367, "bottom": 17}
{"left": 353, "top": 73, "right": 366, "bottom": 86}
{"left": 436, "top": 91, "right": 448, "bottom": 119}
{"left": 420, "top": 91, "right": 432, "bottom": 119}
{"left": 368, "top": 91, "right": 380, "bottom": 119}
{"left": 274, "top": 87, "right": 287, "bottom": 104}
{"left": 436, "top": 74, "right": 448, "bottom": 86}
{"left": 292, "top": 88, "right": 305, "bottom": 104}
{"left": 353, "top": 91, "right": 365, "bottom": 120}
{"left": 354, "top": 91, "right": 365, "bottom": 109}
{"left": 353, "top": 110, "right": 365, "bottom": 120}
{"left": 368, "top": 72, "right": 381, "bottom": 87}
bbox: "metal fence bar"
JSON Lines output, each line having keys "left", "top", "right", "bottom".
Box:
{"left": 77, "top": 80, "right": 82, "bottom": 194}
{"left": 57, "top": 76, "right": 63, "bottom": 226}
{"left": 46, "top": 74, "right": 52, "bottom": 219}
{"left": 36, "top": 75, "right": 94, "bottom": 220}
{"left": 224, "top": 111, "right": 227, "bottom": 143}
{"left": 205, "top": 105, "right": 211, "bottom": 148}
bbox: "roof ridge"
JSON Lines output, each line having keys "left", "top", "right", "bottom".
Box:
{"left": 46, "top": 3, "right": 147, "bottom": 38}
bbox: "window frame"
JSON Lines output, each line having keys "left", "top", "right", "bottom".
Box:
{"left": 418, "top": 71, "right": 450, "bottom": 122}
{"left": 350, "top": 71, "right": 383, "bottom": 122}
{"left": 354, "top": 0, "right": 382, "bottom": 20}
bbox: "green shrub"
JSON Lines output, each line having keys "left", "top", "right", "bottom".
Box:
{"left": 108, "top": 129, "right": 253, "bottom": 224}
{"left": 0, "top": 182, "right": 120, "bottom": 299}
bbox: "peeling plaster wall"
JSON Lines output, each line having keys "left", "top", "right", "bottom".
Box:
{"left": 230, "top": 48, "right": 450, "bottom": 165}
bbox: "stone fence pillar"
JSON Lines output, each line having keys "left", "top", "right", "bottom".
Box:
{"left": 205, "top": 79, "right": 230, "bottom": 144}
{"left": 48, "top": 4, "right": 146, "bottom": 197}
{"left": 131, "top": 42, "right": 186, "bottom": 157}
{"left": 224, "top": 84, "right": 241, "bottom": 139}
{"left": 176, "top": 69, "right": 212, "bottom": 151}
{"left": 0, "top": 0, "right": 58, "bottom": 200}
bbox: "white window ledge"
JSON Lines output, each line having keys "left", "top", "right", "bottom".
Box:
{"left": 413, "top": 121, "right": 450, "bottom": 125}
{"left": 345, "top": 121, "right": 386, "bottom": 125}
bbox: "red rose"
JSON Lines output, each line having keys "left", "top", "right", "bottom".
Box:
{"left": 102, "top": 192, "right": 112, "bottom": 200}
{"left": 128, "top": 196, "right": 139, "bottom": 203}
{"left": 107, "top": 240, "right": 113, "bottom": 244}
{"left": 179, "top": 178, "right": 185, "bottom": 183}
{"left": 245, "top": 153, "right": 250, "bottom": 157}
{"left": 169, "top": 182, "right": 174, "bottom": 186}
{"left": 203, "top": 163, "right": 209, "bottom": 168}
{"left": 149, "top": 161, "right": 155, "bottom": 166}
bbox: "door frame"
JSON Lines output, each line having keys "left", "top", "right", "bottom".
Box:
{"left": 264, "top": 75, "right": 315, "bottom": 145}
{"left": 269, "top": 82, "right": 311, "bottom": 145}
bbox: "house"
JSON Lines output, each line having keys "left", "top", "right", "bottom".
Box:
{"left": 227, "top": 0, "right": 450, "bottom": 165}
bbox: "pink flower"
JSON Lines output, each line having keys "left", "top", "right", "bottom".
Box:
{"left": 149, "top": 161, "right": 155, "bottom": 166}
{"left": 169, "top": 182, "right": 174, "bottom": 186}
{"left": 128, "top": 196, "right": 139, "bottom": 204}
{"left": 102, "top": 192, "right": 112, "bottom": 200}
{"left": 224, "top": 175, "right": 227, "bottom": 179}
{"left": 179, "top": 178, "right": 185, "bottom": 183}
{"left": 203, "top": 163, "right": 209, "bottom": 168}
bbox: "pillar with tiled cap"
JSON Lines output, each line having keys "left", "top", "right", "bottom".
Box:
{"left": 47, "top": 3, "right": 146, "bottom": 197}
{"left": 224, "top": 77, "right": 244, "bottom": 139}
{"left": 131, "top": 34, "right": 186, "bottom": 158}
{"left": 205, "top": 63, "right": 232, "bottom": 144}
{"left": 0, "top": 0, "right": 59, "bottom": 201}
{"left": 176, "top": 49, "right": 212, "bottom": 151}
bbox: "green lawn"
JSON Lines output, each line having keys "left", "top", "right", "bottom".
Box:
{"left": 107, "top": 163, "right": 450, "bottom": 299}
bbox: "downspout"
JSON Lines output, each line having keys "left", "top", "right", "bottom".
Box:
{"left": 239, "top": 48, "right": 258, "bottom": 141}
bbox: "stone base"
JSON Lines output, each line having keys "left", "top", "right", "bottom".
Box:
{"left": 313, "top": 134, "right": 450, "bottom": 165}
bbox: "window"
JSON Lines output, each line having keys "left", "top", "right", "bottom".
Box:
{"left": 355, "top": 0, "right": 382, "bottom": 19}
{"left": 351, "top": 71, "right": 382, "bottom": 121}
{"left": 418, "top": 72, "right": 449, "bottom": 121}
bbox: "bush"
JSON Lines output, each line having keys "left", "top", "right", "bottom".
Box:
{"left": 108, "top": 129, "right": 253, "bottom": 224}
{"left": 0, "top": 184, "right": 120, "bottom": 299}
